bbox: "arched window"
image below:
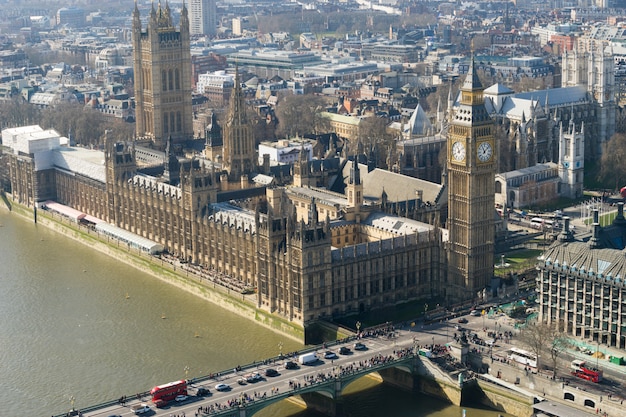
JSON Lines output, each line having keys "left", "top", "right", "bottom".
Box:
{"left": 495, "top": 181, "right": 502, "bottom": 194}
{"left": 168, "top": 69, "right": 174, "bottom": 91}
{"left": 564, "top": 393, "right": 575, "bottom": 401}
{"left": 162, "top": 70, "right": 167, "bottom": 91}
{"left": 176, "top": 112, "right": 182, "bottom": 132}
{"left": 175, "top": 69, "right": 180, "bottom": 90}
{"left": 163, "top": 112, "right": 169, "bottom": 133}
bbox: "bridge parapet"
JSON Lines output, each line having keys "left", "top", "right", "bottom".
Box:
{"left": 199, "top": 354, "right": 417, "bottom": 417}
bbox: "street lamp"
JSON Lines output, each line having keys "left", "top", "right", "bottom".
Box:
{"left": 278, "top": 341, "right": 283, "bottom": 358}
{"left": 432, "top": 336, "right": 435, "bottom": 349}
{"left": 184, "top": 366, "right": 190, "bottom": 380}
{"left": 69, "top": 395, "right": 75, "bottom": 413}
{"left": 356, "top": 321, "right": 361, "bottom": 336}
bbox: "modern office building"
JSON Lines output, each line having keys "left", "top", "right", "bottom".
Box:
{"left": 537, "top": 207, "right": 626, "bottom": 349}
{"left": 189, "top": 0, "right": 217, "bottom": 36}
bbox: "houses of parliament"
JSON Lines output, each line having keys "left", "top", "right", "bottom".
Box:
{"left": 0, "top": 2, "right": 495, "bottom": 333}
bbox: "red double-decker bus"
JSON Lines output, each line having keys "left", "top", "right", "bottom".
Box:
{"left": 571, "top": 360, "right": 602, "bottom": 383}
{"left": 150, "top": 379, "right": 188, "bottom": 403}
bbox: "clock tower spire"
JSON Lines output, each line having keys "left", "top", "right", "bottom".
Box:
{"left": 446, "top": 56, "right": 496, "bottom": 303}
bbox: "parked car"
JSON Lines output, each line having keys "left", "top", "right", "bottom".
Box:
{"left": 284, "top": 361, "right": 299, "bottom": 369}
{"left": 265, "top": 368, "right": 279, "bottom": 377}
{"left": 324, "top": 351, "right": 338, "bottom": 359}
{"left": 174, "top": 395, "right": 188, "bottom": 402}
{"left": 339, "top": 346, "right": 351, "bottom": 355}
{"left": 214, "top": 383, "right": 230, "bottom": 391}
{"left": 354, "top": 342, "right": 367, "bottom": 351}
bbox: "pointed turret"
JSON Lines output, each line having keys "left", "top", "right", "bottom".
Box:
{"left": 462, "top": 56, "right": 483, "bottom": 92}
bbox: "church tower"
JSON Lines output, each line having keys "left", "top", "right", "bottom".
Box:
{"left": 447, "top": 57, "right": 496, "bottom": 302}
{"left": 132, "top": 0, "right": 194, "bottom": 150}
{"left": 222, "top": 67, "right": 256, "bottom": 181}
{"left": 589, "top": 44, "right": 616, "bottom": 152}
{"left": 558, "top": 120, "right": 584, "bottom": 199}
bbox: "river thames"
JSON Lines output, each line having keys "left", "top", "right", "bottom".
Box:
{"left": 0, "top": 208, "right": 511, "bottom": 417}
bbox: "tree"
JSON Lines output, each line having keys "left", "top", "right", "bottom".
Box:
{"left": 517, "top": 319, "right": 571, "bottom": 377}
{"left": 599, "top": 133, "right": 626, "bottom": 191}
{"left": 274, "top": 93, "right": 330, "bottom": 138}
{"left": 0, "top": 97, "right": 41, "bottom": 129}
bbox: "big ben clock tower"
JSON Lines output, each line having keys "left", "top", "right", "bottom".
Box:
{"left": 447, "top": 57, "right": 495, "bottom": 302}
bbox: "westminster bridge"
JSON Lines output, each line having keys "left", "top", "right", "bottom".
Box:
{"left": 56, "top": 327, "right": 484, "bottom": 417}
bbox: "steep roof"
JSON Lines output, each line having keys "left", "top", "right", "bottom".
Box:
{"left": 484, "top": 83, "right": 514, "bottom": 95}
{"left": 406, "top": 103, "right": 433, "bottom": 136}
{"left": 336, "top": 160, "right": 446, "bottom": 206}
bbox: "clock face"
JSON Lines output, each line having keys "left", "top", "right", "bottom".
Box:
{"left": 477, "top": 141, "right": 493, "bottom": 162}
{"left": 452, "top": 141, "right": 466, "bottom": 162}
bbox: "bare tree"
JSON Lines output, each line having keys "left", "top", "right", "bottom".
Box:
{"left": 517, "top": 319, "right": 553, "bottom": 371}
{"left": 0, "top": 97, "right": 41, "bottom": 129}
{"left": 518, "top": 319, "right": 571, "bottom": 377}
{"left": 274, "top": 93, "right": 330, "bottom": 138}
{"left": 599, "top": 133, "right": 626, "bottom": 191}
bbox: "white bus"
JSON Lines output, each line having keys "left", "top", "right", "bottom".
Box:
{"left": 529, "top": 217, "right": 553, "bottom": 229}
{"left": 508, "top": 347, "right": 537, "bottom": 368}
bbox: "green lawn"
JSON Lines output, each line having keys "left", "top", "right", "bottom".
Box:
{"left": 494, "top": 249, "right": 543, "bottom": 277}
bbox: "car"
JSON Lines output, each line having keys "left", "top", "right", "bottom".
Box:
{"left": 245, "top": 372, "right": 263, "bottom": 382}
{"left": 470, "top": 310, "right": 480, "bottom": 317}
{"left": 174, "top": 394, "right": 188, "bottom": 402}
{"left": 131, "top": 404, "right": 151, "bottom": 415}
{"left": 454, "top": 324, "right": 464, "bottom": 331}
{"left": 339, "top": 346, "right": 351, "bottom": 355}
{"left": 154, "top": 399, "right": 167, "bottom": 408}
{"left": 458, "top": 318, "right": 468, "bottom": 324}
{"left": 354, "top": 342, "right": 367, "bottom": 351}
{"left": 196, "top": 387, "right": 210, "bottom": 397}
{"left": 214, "top": 383, "right": 231, "bottom": 391}
{"left": 237, "top": 378, "right": 247, "bottom": 385}
{"left": 284, "top": 360, "right": 299, "bottom": 369}
{"left": 265, "top": 368, "right": 279, "bottom": 377}
{"left": 324, "top": 351, "right": 338, "bottom": 359}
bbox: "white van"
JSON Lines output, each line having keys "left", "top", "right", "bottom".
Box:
{"left": 298, "top": 352, "right": 318, "bottom": 365}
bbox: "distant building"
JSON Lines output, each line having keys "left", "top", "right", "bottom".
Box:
{"left": 196, "top": 70, "right": 233, "bottom": 105}
{"left": 258, "top": 138, "right": 315, "bottom": 166}
{"left": 189, "top": 0, "right": 216, "bottom": 36}
{"left": 56, "top": 7, "right": 85, "bottom": 28}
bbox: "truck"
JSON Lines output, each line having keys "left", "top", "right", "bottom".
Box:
{"left": 298, "top": 352, "right": 318, "bottom": 365}
{"left": 571, "top": 360, "right": 602, "bottom": 383}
